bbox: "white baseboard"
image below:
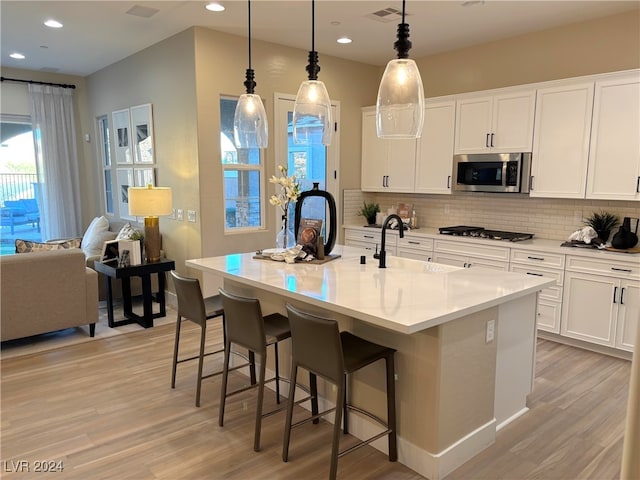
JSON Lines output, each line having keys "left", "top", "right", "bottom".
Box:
{"left": 496, "top": 407, "right": 529, "bottom": 431}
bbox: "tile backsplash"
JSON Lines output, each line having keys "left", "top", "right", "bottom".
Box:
{"left": 343, "top": 190, "right": 640, "bottom": 241}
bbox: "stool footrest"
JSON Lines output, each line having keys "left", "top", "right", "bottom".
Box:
{"left": 202, "top": 361, "right": 250, "bottom": 380}
{"left": 338, "top": 429, "right": 392, "bottom": 459}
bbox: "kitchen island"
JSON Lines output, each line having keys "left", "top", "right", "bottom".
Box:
{"left": 187, "top": 245, "right": 554, "bottom": 479}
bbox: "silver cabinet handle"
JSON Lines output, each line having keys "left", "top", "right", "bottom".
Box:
{"left": 527, "top": 256, "right": 545, "bottom": 261}
{"left": 613, "top": 286, "right": 618, "bottom": 304}
{"left": 530, "top": 175, "right": 535, "bottom": 190}
{"left": 485, "top": 133, "right": 490, "bottom": 148}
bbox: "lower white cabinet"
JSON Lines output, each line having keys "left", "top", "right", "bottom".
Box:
{"left": 433, "top": 239, "right": 510, "bottom": 271}
{"left": 344, "top": 227, "right": 396, "bottom": 256}
{"left": 561, "top": 256, "right": 639, "bottom": 352}
{"left": 397, "top": 235, "right": 433, "bottom": 262}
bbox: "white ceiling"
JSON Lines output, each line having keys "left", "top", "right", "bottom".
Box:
{"left": 1, "top": 1, "right": 638, "bottom": 77}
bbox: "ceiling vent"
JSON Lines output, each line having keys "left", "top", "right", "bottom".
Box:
{"left": 126, "top": 5, "right": 160, "bottom": 18}
{"left": 365, "top": 7, "right": 408, "bottom": 23}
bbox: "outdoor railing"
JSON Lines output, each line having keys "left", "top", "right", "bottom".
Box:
{"left": 0, "top": 174, "right": 38, "bottom": 205}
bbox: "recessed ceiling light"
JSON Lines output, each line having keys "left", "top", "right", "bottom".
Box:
{"left": 205, "top": 2, "right": 225, "bottom": 12}
{"left": 44, "top": 19, "right": 63, "bottom": 28}
{"left": 337, "top": 37, "right": 352, "bottom": 44}
{"left": 10, "top": 53, "right": 25, "bottom": 59}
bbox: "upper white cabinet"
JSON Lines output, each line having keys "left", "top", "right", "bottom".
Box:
{"left": 361, "top": 108, "right": 416, "bottom": 192}
{"left": 415, "top": 100, "right": 456, "bottom": 194}
{"left": 454, "top": 90, "right": 536, "bottom": 154}
{"left": 530, "top": 82, "right": 594, "bottom": 198}
{"left": 586, "top": 71, "right": 640, "bottom": 201}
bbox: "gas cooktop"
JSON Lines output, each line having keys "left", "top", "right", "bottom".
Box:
{"left": 439, "top": 226, "right": 534, "bottom": 242}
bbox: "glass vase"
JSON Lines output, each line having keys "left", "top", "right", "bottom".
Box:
{"left": 276, "top": 215, "right": 295, "bottom": 250}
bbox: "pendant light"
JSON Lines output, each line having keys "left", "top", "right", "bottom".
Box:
{"left": 234, "top": 0, "right": 268, "bottom": 149}
{"left": 375, "top": 0, "right": 424, "bottom": 139}
{"left": 292, "top": 0, "right": 332, "bottom": 145}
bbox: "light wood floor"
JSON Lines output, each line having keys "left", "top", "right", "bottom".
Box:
{"left": 1, "top": 319, "right": 631, "bottom": 479}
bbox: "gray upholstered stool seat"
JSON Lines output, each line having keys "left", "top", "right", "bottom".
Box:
{"left": 283, "top": 303, "right": 397, "bottom": 480}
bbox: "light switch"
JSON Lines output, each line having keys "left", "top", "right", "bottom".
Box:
{"left": 486, "top": 319, "right": 495, "bottom": 343}
{"left": 169, "top": 208, "right": 176, "bottom": 220}
{"left": 176, "top": 209, "right": 184, "bottom": 221}
{"left": 187, "top": 210, "right": 196, "bottom": 223}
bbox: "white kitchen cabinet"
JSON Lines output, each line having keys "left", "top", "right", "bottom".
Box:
{"left": 344, "top": 227, "right": 396, "bottom": 256}
{"left": 562, "top": 255, "right": 639, "bottom": 351}
{"left": 454, "top": 90, "right": 536, "bottom": 154}
{"left": 586, "top": 71, "right": 640, "bottom": 201}
{"left": 530, "top": 82, "right": 594, "bottom": 198}
{"left": 361, "top": 108, "right": 416, "bottom": 192}
{"left": 510, "top": 249, "right": 565, "bottom": 334}
{"left": 415, "top": 100, "right": 456, "bottom": 194}
{"left": 397, "top": 234, "right": 433, "bottom": 262}
{"left": 433, "top": 239, "right": 510, "bottom": 271}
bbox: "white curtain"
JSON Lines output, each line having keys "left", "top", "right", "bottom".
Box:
{"left": 29, "top": 84, "right": 82, "bottom": 239}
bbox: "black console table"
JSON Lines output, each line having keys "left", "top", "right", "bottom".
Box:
{"left": 94, "top": 258, "right": 175, "bottom": 328}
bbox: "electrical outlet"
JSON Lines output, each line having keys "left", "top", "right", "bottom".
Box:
{"left": 187, "top": 210, "right": 196, "bottom": 222}
{"left": 486, "top": 319, "right": 495, "bottom": 343}
{"left": 574, "top": 210, "right": 583, "bottom": 223}
{"left": 176, "top": 209, "right": 184, "bottom": 221}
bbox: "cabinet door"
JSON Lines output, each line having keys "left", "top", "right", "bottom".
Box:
{"left": 432, "top": 252, "right": 468, "bottom": 268}
{"left": 586, "top": 73, "right": 640, "bottom": 200}
{"left": 616, "top": 280, "right": 639, "bottom": 352}
{"left": 530, "top": 82, "right": 594, "bottom": 198}
{"left": 561, "top": 271, "right": 617, "bottom": 347}
{"left": 361, "top": 110, "right": 388, "bottom": 191}
{"left": 466, "top": 257, "right": 509, "bottom": 271}
{"left": 492, "top": 91, "right": 536, "bottom": 152}
{"left": 454, "top": 96, "right": 493, "bottom": 154}
{"left": 537, "top": 300, "right": 562, "bottom": 334}
{"left": 415, "top": 100, "right": 455, "bottom": 194}
{"left": 386, "top": 137, "right": 417, "bottom": 192}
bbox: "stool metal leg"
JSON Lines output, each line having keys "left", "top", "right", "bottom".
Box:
{"left": 218, "top": 338, "right": 232, "bottom": 427}
{"left": 254, "top": 351, "right": 267, "bottom": 452}
{"left": 343, "top": 375, "right": 349, "bottom": 434}
{"left": 195, "top": 322, "right": 207, "bottom": 407}
{"left": 274, "top": 342, "right": 281, "bottom": 404}
{"left": 310, "top": 372, "right": 319, "bottom": 424}
{"left": 282, "top": 362, "right": 298, "bottom": 462}
{"left": 330, "top": 382, "right": 345, "bottom": 480}
{"left": 386, "top": 353, "right": 398, "bottom": 461}
{"left": 171, "top": 315, "right": 182, "bottom": 388}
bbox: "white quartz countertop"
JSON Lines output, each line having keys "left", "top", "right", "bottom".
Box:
{"left": 345, "top": 225, "right": 640, "bottom": 263}
{"left": 186, "top": 245, "right": 553, "bottom": 334}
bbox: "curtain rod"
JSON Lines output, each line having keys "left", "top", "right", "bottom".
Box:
{"left": 0, "top": 76, "right": 76, "bottom": 89}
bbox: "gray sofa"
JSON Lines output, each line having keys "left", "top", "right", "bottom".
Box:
{"left": 0, "top": 249, "right": 98, "bottom": 341}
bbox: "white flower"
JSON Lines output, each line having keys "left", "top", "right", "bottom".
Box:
{"left": 270, "top": 165, "right": 300, "bottom": 215}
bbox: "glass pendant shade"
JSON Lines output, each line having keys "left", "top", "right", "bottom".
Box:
{"left": 376, "top": 58, "right": 425, "bottom": 138}
{"left": 234, "top": 93, "right": 268, "bottom": 148}
{"left": 293, "top": 80, "right": 332, "bottom": 145}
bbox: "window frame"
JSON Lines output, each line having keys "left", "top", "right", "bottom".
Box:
{"left": 96, "top": 115, "right": 114, "bottom": 215}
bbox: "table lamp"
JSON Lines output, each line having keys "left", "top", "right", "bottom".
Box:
{"left": 128, "top": 185, "right": 172, "bottom": 262}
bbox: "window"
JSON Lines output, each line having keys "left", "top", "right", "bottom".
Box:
{"left": 220, "top": 97, "right": 264, "bottom": 231}
{"left": 97, "top": 115, "right": 113, "bottom": 214}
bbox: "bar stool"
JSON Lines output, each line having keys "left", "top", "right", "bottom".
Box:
{"left": 218, "top": 288, "right": 317, "bottom": 452}
{"left": 170, "top": 271, "right": 253, "bottom": 407}
{"left": 283, "top": 304, "right": 397, "bottom": 480}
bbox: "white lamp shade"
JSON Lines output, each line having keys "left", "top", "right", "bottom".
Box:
{"left": 128, "top": 186, "right": 173, "bottom": 216}
{"left": 376, "top": 58, "right": 425, "bottom": 139}
{"left": 292, "top": 80, "right": 332, "bottom": 145}
{"left": 234, "top": 93, "right": 269, "bottom": 149}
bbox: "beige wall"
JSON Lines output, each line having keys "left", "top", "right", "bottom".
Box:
{"left": 417, "top": 11, "right": 640, "bottom": 97}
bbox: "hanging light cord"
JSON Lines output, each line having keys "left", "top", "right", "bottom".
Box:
{"left": 305, "top": 0, "right": 320, "bottom": 81}
{"left": 394, "top": 0, "right": 412, "bottom": 59}
{"left": 243, "top": 0, "right": 256, "bottom": 94}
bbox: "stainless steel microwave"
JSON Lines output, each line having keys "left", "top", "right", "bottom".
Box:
{"left": 453, "top": 153, "right": 532, "bottom": 193}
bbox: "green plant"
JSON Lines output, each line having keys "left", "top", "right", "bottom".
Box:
{"left": 584, "top": 210, "right": 619, "bottom": 239}
{"left": 130, "top": 230, "right": 144, "bottom": 242}
{"left": 358, "top": 202, "right": 380, "bottom": 224}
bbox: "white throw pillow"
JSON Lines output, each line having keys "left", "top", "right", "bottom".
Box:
{"left": 81, "top": 216, "right": 112, "bottom": 257}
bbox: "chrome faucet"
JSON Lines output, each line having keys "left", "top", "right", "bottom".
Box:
{"left": 378, "top": 214, "right": 404, "bottom": 268}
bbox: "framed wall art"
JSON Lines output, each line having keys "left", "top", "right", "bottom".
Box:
{"left": 130, "top": 103, "right": 154, "bottom": 164}
{"left": 112, "top": 109, "right": 132, "bottom": 164}
{"left": 134, "top": 167, "right": 155, "bottom": 188}
{"left": 116, "top": 167, "right": 135, "bottom": 220}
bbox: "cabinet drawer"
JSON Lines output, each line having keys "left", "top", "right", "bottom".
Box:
{"left": 511, "top": 249, "right": 565, "bottom": 269}
{"left": 510, "top": 264, "right": 564, "bottom": 286}
{"left": 537, "top": 299, "right": 562, "bottom": 334}
{"left": 566, "top": 255, "right": 640, "bottom": 279}
{"left": 433, "top": 239, "right": 510, "bottom": 262}
{"left": 397, "top": 247, "right": 432, "bottom": 262}
{"left": 398, "top": 235, "right": 433, "bottom": 251}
